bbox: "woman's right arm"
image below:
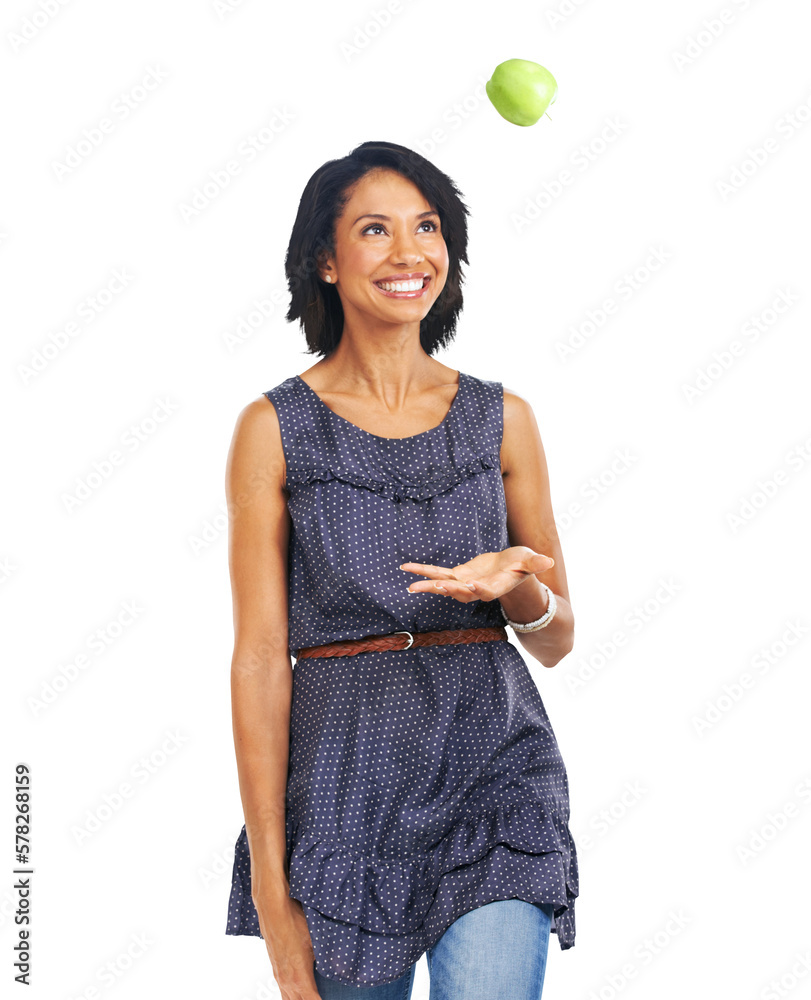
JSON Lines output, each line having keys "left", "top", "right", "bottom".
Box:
{"left": 226, "top": 396, "right": 320, "bottom": 997}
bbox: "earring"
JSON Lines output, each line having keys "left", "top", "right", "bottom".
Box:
{"left": 325, "top": 275, "right": 332, "bottom": 283}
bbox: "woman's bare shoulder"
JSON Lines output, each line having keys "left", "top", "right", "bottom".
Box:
{"left": 227, "top": 394, "right": 287, "bottom": 497}
{"left": 500, "top": 386, "right": 543, "bottom": 478}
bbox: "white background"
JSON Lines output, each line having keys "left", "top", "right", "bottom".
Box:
{"left": 2, "top": 0, "right": 810, "bottom": 998}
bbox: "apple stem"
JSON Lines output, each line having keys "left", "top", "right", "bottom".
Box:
{"left": 545, "top": 112, "right": 552, "bottom": 120}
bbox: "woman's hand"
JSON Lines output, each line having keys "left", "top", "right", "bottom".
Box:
{"left": 400, "top": 546, "right": 554, "bottom": 604}
{"left": 255, "top": 888, "right": 322, "bottom": 999}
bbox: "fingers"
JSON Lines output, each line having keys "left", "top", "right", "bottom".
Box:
{"left": 406, "top": 579, "right": 474, "bottom": 593}
{"left": 399, "top": 562, "right": 454, "bottom": 579}
{"left": 527, "top": 552, "right": 555, "bottom": 571}
{"left": 406, "top": 578, "right": 479, "bottom": 602}
{"left": 401, "top": 562, "right": 476, "bottom": 601}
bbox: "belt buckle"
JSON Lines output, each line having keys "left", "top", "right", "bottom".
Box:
{"left": 393, "top": 630, "right": 414, "bottom": 650}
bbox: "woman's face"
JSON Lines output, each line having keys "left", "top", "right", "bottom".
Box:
{"left": 324, "top": 168, "right": 449, "bottom": 330}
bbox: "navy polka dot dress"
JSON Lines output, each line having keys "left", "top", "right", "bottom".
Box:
{"left": 225, "top": 371, "right": 579, "bottom": 987}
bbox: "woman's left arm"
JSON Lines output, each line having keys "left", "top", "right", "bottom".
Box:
{"left": 499, "top": 387, "right": 575, "bottom": 668}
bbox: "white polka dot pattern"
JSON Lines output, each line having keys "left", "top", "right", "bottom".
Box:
{"left": 225, "top": 371, "right": 578, "bottom": 987}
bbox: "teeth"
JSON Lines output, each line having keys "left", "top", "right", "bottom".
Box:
{"left": 376, "top": 279, "right": 424, "bottom": 292}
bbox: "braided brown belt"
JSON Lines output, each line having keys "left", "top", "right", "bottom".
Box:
{"left": 295, "top": 625, "right": 508, "bottom": 660}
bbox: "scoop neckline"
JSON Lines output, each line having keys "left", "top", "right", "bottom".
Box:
{"left": 294, "top": 371, "right": 466, "bottom": 442}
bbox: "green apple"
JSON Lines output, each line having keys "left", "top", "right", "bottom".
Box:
{"left": 486, "top": 58, "right": 558, "bottom": 126}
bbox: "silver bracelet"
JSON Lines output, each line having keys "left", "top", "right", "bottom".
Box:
{"left": 500, "top": 582, "right": 557, "bottom": 632}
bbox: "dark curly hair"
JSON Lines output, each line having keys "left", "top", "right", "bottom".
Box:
{"left": 284, "top": 140, "right": 471, "bottom": 358}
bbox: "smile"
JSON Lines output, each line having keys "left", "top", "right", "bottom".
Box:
{"left": 373, "top": 276, "right": 430, "bottom": 298}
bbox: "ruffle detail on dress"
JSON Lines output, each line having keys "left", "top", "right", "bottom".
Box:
{"left": 286, "top": 453, "right": 500, "bottom": 503}
{"left": 285, "top": 798, "right": 578, "bottom": 938}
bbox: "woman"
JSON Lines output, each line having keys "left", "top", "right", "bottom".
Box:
{"left": 225, "top": 141, "right": 579, "bottom": 999}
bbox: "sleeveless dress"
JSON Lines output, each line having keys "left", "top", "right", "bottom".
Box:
{"left": 225, "top": 370, "right": 579, "bottom": 988}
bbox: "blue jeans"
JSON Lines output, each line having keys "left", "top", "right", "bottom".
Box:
{"left": 313, "top": 899, "right": 556, "bottom": 1000}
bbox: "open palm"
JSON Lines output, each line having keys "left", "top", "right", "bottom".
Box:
{"left": 400, "top": 546, "right": 554, "bottom": 604}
